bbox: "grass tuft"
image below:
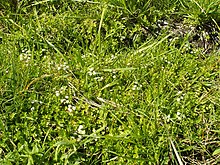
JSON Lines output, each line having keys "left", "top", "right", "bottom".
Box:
{"left": 0, "top": 0, "right": 220, "bottom": 164}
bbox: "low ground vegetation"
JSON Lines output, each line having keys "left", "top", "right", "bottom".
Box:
{"left": 0, "top": 0, "right": 220, "bottom": 164}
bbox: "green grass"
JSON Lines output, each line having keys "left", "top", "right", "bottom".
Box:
{"left": 0, "top": 0, "right": 220, "bottom": 164}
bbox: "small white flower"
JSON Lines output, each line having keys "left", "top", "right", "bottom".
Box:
{"left": 63, "top": 66, "right": 69, "bottom": 70}
{"left": 132, "top": 84, "right": 138, "bottom": 90}
{"left": 92, "top": 128, "right": 98, "bottom": 141}
{"left": 78, "top": 125, "right": 85, "bottom": 135}
{"left": 89, "top": 67, "right": 94, "bottom": 72}
{"left": 88, "top": 68, "right": 97, "bottom": 76}
{"left": 94, "top": 76, "right": 104, "bottom": 81}
{"left": 176, "top": 111, "right": 181, "bottom": 120}
{"left": 67, "top": 105, "right": 76, "bottom": 112}
{"left": 31, "top": 107, "right": 35, "bottom": 111}
{"left": 77, "top": 135, "right": 83, "bottom": 141}
{"left": 60, "top": 86, "right": 66, "bottom": 92}
{"left": 132, "top": 82, "right": 142, "bottom": 91}
{"left": 177, "top": 96, "right": 184, "bottom": 102}
{"left": 22, "top": 49, "right": 27, "bottom": 53}
{"left": 111, "top": 55, "right": 116, "bottom": 59}
{"left": 99, "top": 77, "right": 104, "bottom": 81}
{"left": 78, "top": 125, "right": 83, "bottom": 131}
{"left": 31, "top": 100, "right": 36, "bottom": 104}
{"left": 166, "top": 114, "right": 172, "bottom": 122}
{"left": 55, "top": 91, "right": 60, "bottom": 97}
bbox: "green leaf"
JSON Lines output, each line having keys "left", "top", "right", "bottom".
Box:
{"left": 213, "top": 148, "right": 220, "bottom": 156}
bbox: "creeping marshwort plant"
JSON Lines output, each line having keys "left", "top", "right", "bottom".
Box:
{"left": 0, "top": 0, "right": 220, "bottom": 164}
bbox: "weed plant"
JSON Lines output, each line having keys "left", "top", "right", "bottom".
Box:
{"left": 0, "top": 0, "right": 220, "bottom": 164}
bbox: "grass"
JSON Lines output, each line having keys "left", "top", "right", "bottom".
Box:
{"left": 0, "top": 0, "right": 220, "bottom": 164}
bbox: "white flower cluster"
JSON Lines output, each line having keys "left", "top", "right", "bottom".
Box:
{"left": 176, "top": 91, "right": 185, "bottom": 102}
{"left": 60, "top": 96, "right": 76, "bottom": 113}
{"left": 31, "top": 100, "right": 43, "bottom": 104}
{"left": 55, "top": 87, "right": 76, "bottom": 113}
{"left": 55, "top": 86, "right": 66, "bottom": 97}
{"left": 176, "top": 111, "right": 182, "bottom": 120}
{"left": 166, "top": 111, "right": 185, "bottom": 122}
{"left": 30, "top": 100, "right": 43, "bottom": 111}
{"left": 94, "top": 76, "right": 104, "bottom": 81}
{"left": 88, "top": 67, "right": 105, "bottom": 82}
{"left": 67, "top": 104, "right": 76, "bottom": 112}
{"left": 112, "top": 71, "right": 117, "bottom": 79}
{"left": 76, "top": 125, "right": 86, "bottom": 141}
{"left": 88, "top": 67, "right": 97, "bottom": 76}
{"left": 19, "top": 49, "right": 32, "bottom": 63}
{"left": 132, "top": 82, "right": 142, "bottom": 90}
{"left": 56, "top": 62, "right": 69, "bottom": 71}
{"left": 61, "top": 95, "right": 70, "bottom": 104}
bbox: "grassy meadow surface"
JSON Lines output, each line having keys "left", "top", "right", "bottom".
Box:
{"left": 0, "top": 0, "right": 220, "bottom": 164}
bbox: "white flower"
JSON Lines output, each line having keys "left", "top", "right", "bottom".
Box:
{"left": 132, "top": 84, "right": 138, "bottom": 90}
{"left": 60, "top": 86, "right": 65, "bottom": 91}
{"left": 94, "top": 76, "right": 104, "bottom": 81}
{"left": 77, "top": 135, "right": 83, "bottom": 141}
{"left": 31, "top": 100, "right": 43, "bottom": 104}
{"left": 176, "top": 96, "right": 184, "bottom": 102}
{"left": 61, "top": 98, "right": 70, "bottom": 104}
{"left": 31, "top": 107, "right": 35, "bottom": 111}
{"left": 89, "top": 67, "right": 94, "bottom": 72}
{"left": 88, "top": 67, "right": 97, "bottom": 76}
{"left": 19, "top": 50, "right": 32, "bottom": 63}
{"left": 56, "top": 63, "right": 70, "bottom": 71}
{"left": 78, "top": 125, "right": 85, "bottom": 135}
{"left": 31, "top": 100, "right": 37, "bottom": 104}
{"left": 132, "top": 82, "right": 142, "bottom": 90}
{"left": 177, "top": 111, "right": 181, "bottom": 120}
{"left": 55, "top": 91, "right": 60, "bottom": 97}
{"left": 67, "top": 105, "right": 76, "bottom": 112}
